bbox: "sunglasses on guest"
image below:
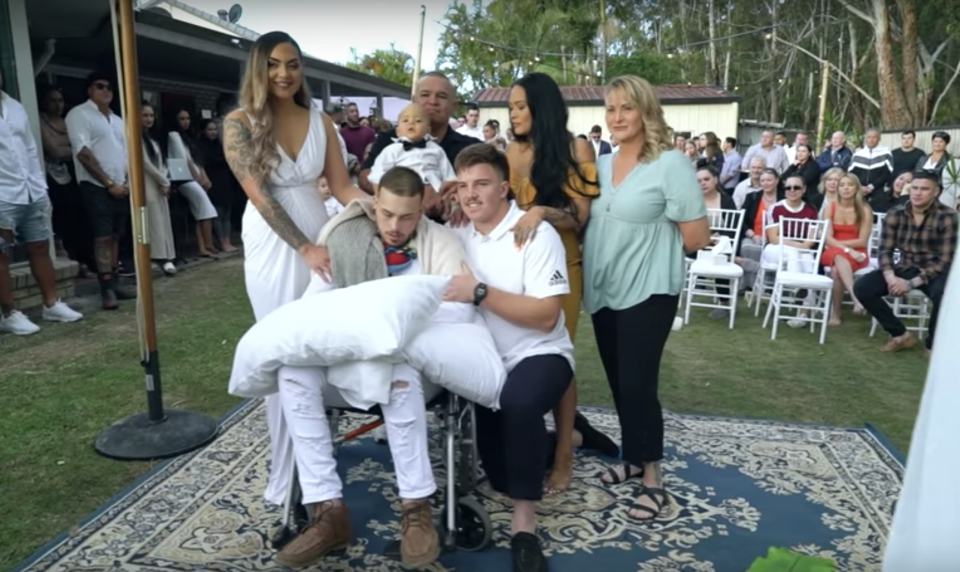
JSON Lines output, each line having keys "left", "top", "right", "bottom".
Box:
{"left": 92, "top": 82, "right": 112, "bottom": 91}
{"left": 784, "top": 185, "right": 804, "bottom": 191}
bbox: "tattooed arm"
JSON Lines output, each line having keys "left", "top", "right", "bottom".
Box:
{"left": 222, "top": 111, "right": 311, "bottom": 252}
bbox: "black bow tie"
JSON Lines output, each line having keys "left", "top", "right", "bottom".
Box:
{"left": 403, "top": 139, "right": 428, "bottom": 151}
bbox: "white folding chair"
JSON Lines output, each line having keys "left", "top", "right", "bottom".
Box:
{"left": 749, "top": 209, "right": 777, "bottom": 315}
{"left": 762, "top": 218, "right": 834, "bottom": 344}
{"left": 853, "top": 212, "right": 886, "bottom": 280}
{"left": 869, "top": 291, "right": 931, "bottom": 339}
{"left": 683, "top": 208, "right": 745, "bottom": 329}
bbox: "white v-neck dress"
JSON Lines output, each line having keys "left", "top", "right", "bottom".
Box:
{"left": 240, "top": 110, "right": 329, "bottom": 505}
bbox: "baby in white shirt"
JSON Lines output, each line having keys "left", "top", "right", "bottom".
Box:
{"left": 368, "top": 103, "right": 455, "bottom": 192}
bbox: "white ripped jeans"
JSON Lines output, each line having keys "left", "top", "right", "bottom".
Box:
{"left": 277, "top": 363, "right": 436, "bottom": 504}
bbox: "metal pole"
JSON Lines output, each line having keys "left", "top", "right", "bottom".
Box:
{"left": 411, "top": 4, "right": 427, "bottom": 98}
{"left": 94, "top": 0, "right": 218, "bottom": 461}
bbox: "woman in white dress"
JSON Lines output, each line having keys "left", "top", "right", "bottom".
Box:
{"left": 222, "top": 31, "right": 367, "bottom": 507}
{"left": 140, "top": 102, "right": 177, "bottom": 275}
{"left": 168, "top": 110, "right": 220, "bottom": 257}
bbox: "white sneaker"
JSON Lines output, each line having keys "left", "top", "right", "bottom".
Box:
{"left": 0, "top": 310, "right": 41, "bottom": 335}
{"left": 42, "top": 300, "right": 83, "bottom": 323}
{"left": 162, "top": 262, "right": 177, "bottom": 275}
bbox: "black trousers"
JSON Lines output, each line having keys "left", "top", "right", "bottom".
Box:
{"left": 853, "top": 267, "right": 948, "bottom": 350}
{"left": 476, "top": 354, "right": 572, "bottom": 501}
{"left": 592, "top": 294, "right": 679, "bottom": 466}
{"left": 47, "top": 177, "right": 95, "bottom": 269}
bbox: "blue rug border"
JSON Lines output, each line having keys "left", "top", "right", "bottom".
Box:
{"left": 9, "top": 401, "right": 905, "bottom": 572}
{"left": 8, "top": 398, "right": 256, "bottom": 572}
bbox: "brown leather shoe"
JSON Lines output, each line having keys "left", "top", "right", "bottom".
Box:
{"left": 399, "top": 500, "right": 440, "bottom": 569}
{"left": 879, "top": 332, "right": 917, "bottom": 353}
{"left": 275, "top": 501, "right": 351, "bottom": 568}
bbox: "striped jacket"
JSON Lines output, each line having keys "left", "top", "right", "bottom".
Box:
{"left": 849, "top": 145, "right": 894, "bottom": 212}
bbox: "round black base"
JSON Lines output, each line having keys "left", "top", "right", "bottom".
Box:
{"left": 94, "top": 409, "right": 220, "bottom": 461}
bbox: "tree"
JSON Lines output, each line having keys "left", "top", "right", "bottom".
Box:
{"left": 345, "top": 43, "right": 418, "bottom": 87}
{"left": 434, "top": 0, "right": 960, "bottom": 131}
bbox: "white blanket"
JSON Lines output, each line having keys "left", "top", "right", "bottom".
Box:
{"left": 882, "top": 259, "right": 960, "bottom": 571}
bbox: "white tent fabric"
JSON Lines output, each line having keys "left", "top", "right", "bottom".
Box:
{"left": 882, "top": 252, "right": 960, "bottom": 571}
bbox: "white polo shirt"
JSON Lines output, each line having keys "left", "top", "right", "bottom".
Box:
{"left": 453, "top": 201, "right": 575, "bottom": 373}
{"left": 0, "top": 91, "right": 47, "bottom": 204}
{"left": 64, "top": 99, "right": 127, "bottom": 188}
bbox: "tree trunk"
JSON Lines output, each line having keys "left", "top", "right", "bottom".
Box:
{"left": 768, "top": 0, "right": 779, "bottom": 123}
{"left": 897, "top": 0, "right": 919, "bottom": 123}
{"left": 871, "top": 0, "right": 913, "bottom": 127}
{"left": 707, "top": 0, "right": 718, "bottom": 85}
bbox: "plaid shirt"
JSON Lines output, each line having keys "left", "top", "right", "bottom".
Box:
{"left": 878, "top": 202, "right": 957, "bottom": 282}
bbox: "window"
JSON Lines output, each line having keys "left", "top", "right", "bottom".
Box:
{"left": 0, "top": 0, "right": 17, "bottom": 99}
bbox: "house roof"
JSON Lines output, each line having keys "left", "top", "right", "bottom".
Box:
{"left": 474, "top": 84, "right": 740, "bottom": 106}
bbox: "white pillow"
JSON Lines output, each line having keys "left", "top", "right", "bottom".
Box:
{"left": 324, "top": 360, "right": 395, "bottom": 410}
{"left": 403, "top": 318, "right": 506, "bottom": 410}
{"left": 229, "top": 275, "right": 449, "bottom": 398}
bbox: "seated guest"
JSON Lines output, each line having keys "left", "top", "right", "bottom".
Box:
{"left": 854, "top": 171, "right": 956, "bottom": 356}
{"left": 823, "top": 174, "right": 874, "bottom": 326}
{"left": 809, "top": 167, "right": 844, "bottom": 215}
{"left": 890, "top": 171, "right": 914, "bottom": 209}
{"left": 273, "top": 167, "right": 465, "bottom": 570}
{"left": 760, "top": 175, "right": 819, "bottom": 270}
{"left": 739, "top": 168, "right": 784, "bottom": 288}
{"left": 782, "top": 143, "right": 820, "bottom": 200}
{"left": 446, "top": 144, "right": 574, "bottom": 572}
{"left": 732, "top": 156, "right": 765, "bottom": 209}
{"left": 761, "top": 175, "right": 820, "bottom": 327}
{"left": 696, "top": 165, "right": 738, "bottom": 318}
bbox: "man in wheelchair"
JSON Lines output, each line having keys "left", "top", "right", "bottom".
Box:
{"left": 273, "top": 166, "right": 467, "bottom": 570}
{"left": 445, "top": 144, "right": 576, "bottom": 572}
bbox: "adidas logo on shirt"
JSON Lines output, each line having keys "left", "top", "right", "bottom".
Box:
{"left": 548, "top": 270, "right": 567, "bottom": 286}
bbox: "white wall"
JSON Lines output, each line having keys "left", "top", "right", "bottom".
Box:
{"left": 479, "top": 102, "right": 740, "bottom": 142}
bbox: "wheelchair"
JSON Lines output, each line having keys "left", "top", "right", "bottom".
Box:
{"left": 270, "top": 380, "right": 494, "bottom": 558}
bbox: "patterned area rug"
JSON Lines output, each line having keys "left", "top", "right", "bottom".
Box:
{"left": 14, "top": 401, "right": 902, "bottom": 572}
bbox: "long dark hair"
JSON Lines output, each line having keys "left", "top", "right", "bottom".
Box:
{"left": 141, "top": 101, "right": 161, "bottom": 167}
{"left": 171, "top": 108, "right": 203, "bottom": 166}
{"left": 511, "top": 73, "right": 594, "bottom": 213}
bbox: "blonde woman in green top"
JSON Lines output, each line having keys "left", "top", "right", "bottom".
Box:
{"left": 582, "top": 76, "right": 711, "bottom": 521}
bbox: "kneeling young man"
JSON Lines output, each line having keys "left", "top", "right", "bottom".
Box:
{"left": 445, "top": 145, "right": 573, "bottom": 572}
{"left": 274, "top": 167, "right": 466, "bottom": 570}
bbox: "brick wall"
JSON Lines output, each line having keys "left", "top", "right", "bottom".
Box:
{"left": 12, "top": 258, "right": 78, "bottom": 309}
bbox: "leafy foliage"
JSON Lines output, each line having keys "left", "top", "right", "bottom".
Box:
{"left": 746, "top": 547, "right": 835, "bottom": 572}
{"left": 344, "top": 42, "right": 418, "bottom": 88}
{"left": 427, "top": 0, "right": 959, "bottom": 133}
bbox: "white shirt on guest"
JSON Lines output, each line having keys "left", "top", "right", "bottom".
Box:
{"left": 64, "top": 99, "right": 127, "bottom": 187}
{"left": 0, "top": 91, "right": 47, "bottom": 204}
{"left": 457, "top": 124, "right": 484, "bottom": 141}
{"left": 451, "top": 201, "right": 575, "bottom": 373}
{"left": 368, "top": 139, "right": 456, "bottom": 191}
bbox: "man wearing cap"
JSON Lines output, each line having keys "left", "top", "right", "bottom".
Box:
{"left": 64, "top": 72, "right": 136, "bottom": 309}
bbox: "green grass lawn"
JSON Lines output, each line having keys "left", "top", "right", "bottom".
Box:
{"left": 0, "top": 257, "right": 928, "bottom": 569}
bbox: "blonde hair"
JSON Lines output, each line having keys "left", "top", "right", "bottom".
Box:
{"left": 238, "top": 32, "right": 312, "bottom": 188}
{"left": 837, "top": 173, "right": 870, "bottom": 227}
{"left": 819, "top": 167, "right": 845, "bottom": 195}
{"left": 605, "top": 75, "right": 673, "bottom": 163}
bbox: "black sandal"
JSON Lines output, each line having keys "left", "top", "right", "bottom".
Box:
{"left": 574, "top": 411, "right": 620, "bottom": 457}
{"left": 600, "top": 462, "right": 643, "bottom": 485}
{"left": 626, "top": 486, "right": 668, "bottom": 521}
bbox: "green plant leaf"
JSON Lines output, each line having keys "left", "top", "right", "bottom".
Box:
{"left": 745, "top": 547, "right": 836, "bottom": 572}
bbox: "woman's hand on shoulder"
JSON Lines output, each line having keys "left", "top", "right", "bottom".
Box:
{"left": 573, "top": 138, "right": 594, "bottom": 163}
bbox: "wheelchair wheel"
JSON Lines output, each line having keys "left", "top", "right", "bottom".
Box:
{"left": 447, "top": 496, "right": 492, "bottom": 552}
